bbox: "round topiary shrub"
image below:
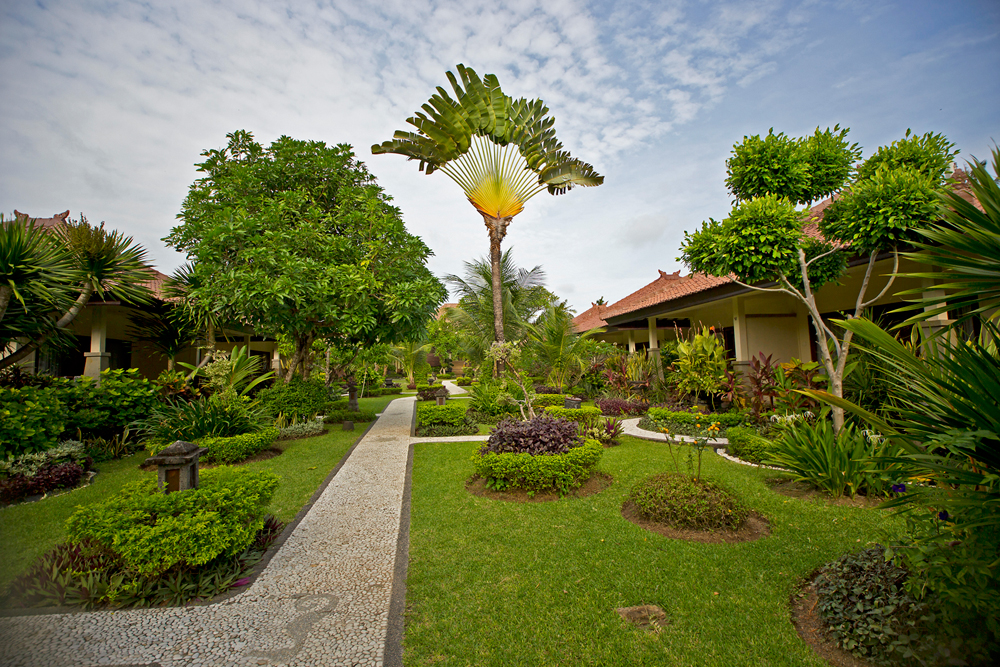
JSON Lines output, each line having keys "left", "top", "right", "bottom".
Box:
{"left": 474, "top": 416, "right": 602, "bottom": 494}
{"left": 626, "top": 473, "right": 748, "bottom": 531}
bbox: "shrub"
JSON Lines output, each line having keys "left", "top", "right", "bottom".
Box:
{"left": 8, "top": 517, "right": 284, "bottom": 609}
{"left": 323, "top": 409, "right": 377, "bottom": 423}
{"left": 543, "top": 405, "right": 602, "bottom": 423}
{"left": 327, "top": 398, "right": 349, "bottom": 411}
{"left": 468, "top": 379, "right": 517, "bottom": 418}
{"left": 766, "top": 418, "right": 880, "bottom": 498}
{"left": 482, "top": 416, "right": 583, "bottom": 456}
{"left": 533, "top": 384, "right": 562, "bottom": 394}
{"left": 531, "top": 394, "right": 572, "bottom": 408}
{"left": 416, "top": 402, "right": 467, "bottom": 428}
{"left": 474, "top": 439, "right": 603, "bottom": 494}
{"left": 67, "top": 466, "right": 278, "bottom": 577}
{"left": 646, "top": 407, "right": 749, "bottom": 435}
{"left": 455, "top": 377, "right": 473, "bottom": 387}
{"left": 596, "top": 397, "right": 649, "bottom": 417}
{"left": 626, "top": 472, "right": 748, "bottom": 530}
{"left": 416, "top": 383, "right": 446, "bottom": 401}
{"left": 60, "top": 369, "right": 160, "bottom": 438}
{"left": 724, "top": 426, "right": 774, "bottom": 464}
{"left": 0, "top": 385, "right": 68, "bottom": 456}
{"left": 277, "top": 420, "right": 325, "bottom": 440}
{"left": 256, "top": 377, "right": 328, "bottom": 421}
{"left": 815, "top": 546, "right": 948, "bottom": 665}
{"left": 582, "top": 416, "right": 625, "bottom": 447}
{"left": 134, "top": 394, "right": 267, "bottom": 442}
{"left": 416, "top": 413, "right": 479, "bottom": 437}
{"left": 0, "top": 440, "right": 89, "bottom": 478}
{"left": 199, "top": 427, "right": 279, "bottom": 464}
{"left": 1, "top": 460, "right": 87, "bottom": 504}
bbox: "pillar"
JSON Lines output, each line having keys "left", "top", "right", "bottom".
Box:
{"left": 732, "top": 297, "right": 749, "bottom": 362}
{"left": 271, "top": 345, "right": 282, "bottom": 373}
{"left": 648, "top": 316, "right": 663, "bottom": 380}
{"left": 627, "top": 330, "right": 635, "bottom": 354}
{"left": 83, "top": 307, "right": 110, "bottom": 379}
{"left": 795, "top": 304, "right": 813, "bottom": 362}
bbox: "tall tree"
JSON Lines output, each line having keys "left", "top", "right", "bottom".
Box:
{"left": 166, "top": 131, "right": 446, "bottom": 382}
{"left": 680, "top": 127, "right": 958, "bottom": 431}
{"left": 372, "top": 64, "right": 603, "bottom": 344}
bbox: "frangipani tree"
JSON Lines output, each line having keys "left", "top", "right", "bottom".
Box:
{"left": 680, "top": 127, "right": 957, "bottom": 432}
{"left": 373, "top": 64, "right": 603, "bottom": 344}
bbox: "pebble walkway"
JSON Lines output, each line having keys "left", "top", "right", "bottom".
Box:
{"left": 0, "top": 396, "right": 419, "bottom": 667}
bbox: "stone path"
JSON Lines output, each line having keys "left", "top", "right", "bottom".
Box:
{"left": 0, "top": 397, "right": 418, "bottom": 667}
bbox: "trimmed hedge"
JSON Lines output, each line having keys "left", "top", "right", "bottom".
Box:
{"left": 646, "top": 407, "right": 750, "bottom": 435}
{"left": 199, "top": 427, "right": 279, "bottom": 464}
{"left": 543, "top": 405, "right": 602, "bottom": 423}
{"left": 724, "top": 426, "right": 774, "bottom": 464}
{"left": 455, "top": 377, "right": 474, "bottom": 387}
{"left": 417, "top": 402, "right": 467, "bottom": 427}
{"left": 531, "top": 394, "right": 573, "bottom": 408}
{"left": 66, "top": 466, "right": 278, "bottom": 577}
{"left": 473, "top": 439, "right": 603, "bottom": 494}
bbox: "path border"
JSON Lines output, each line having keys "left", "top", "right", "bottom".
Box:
{"left": 383, "top": 439, "right": 415, "bottom": 667}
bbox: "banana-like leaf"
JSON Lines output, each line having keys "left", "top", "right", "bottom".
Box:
{"left": 373, "top": 64, "right": 603, "bottom": 218}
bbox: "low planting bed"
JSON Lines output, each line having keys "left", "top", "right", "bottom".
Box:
{"left": 723, "top": 426, "right": 775, "bottom": 464}
{"left": 472, "top": 416, "right": 603, "bottom": 496}
{"left": 199, "top": 427, "right": 279, "bottom": 464}
{"left": 405, "top": 435, "right": 903, "bottom": 666}
{"left": 1, "top": 441, "right": 94, "bottom": 505}
{"left": 543, "top": 405, "right": 602, "bottom": 423}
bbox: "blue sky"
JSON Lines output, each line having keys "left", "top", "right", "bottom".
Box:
{"left": 2, "top": 0, "right": 997, "bottom": 313}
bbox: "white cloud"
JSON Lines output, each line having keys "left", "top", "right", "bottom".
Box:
{"left": 1, "top": 0, "right": 997, "bottom": 313}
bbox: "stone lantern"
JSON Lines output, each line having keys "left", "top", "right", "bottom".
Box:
{"left": 435, "top": 386, "right": 450, "bottom": 406}
{"left": 563, "top": 396, "right": 583, "bottom": 409}
{"left": 145, "top": 441, "right": 208, "bottom": 493}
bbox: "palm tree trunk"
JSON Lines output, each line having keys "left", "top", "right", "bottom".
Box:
{"left": 0, "top": 285, "right": 12, "bottom": 324}
{"left": 482, "top": 214, "right": 511, "bottom": 345}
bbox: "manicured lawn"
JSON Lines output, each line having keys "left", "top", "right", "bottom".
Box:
{"left": 404, "top": 435, "right": 901, "bottom": 666}
{"left": 0, "top": 398, "right": 398, "bottom": 595}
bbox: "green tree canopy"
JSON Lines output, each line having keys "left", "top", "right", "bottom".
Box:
{"left": 680, "top": 127, "right": 957, "bottom": 430}
{"left": 166, "top": 131, "right": 447, "bottom": 381}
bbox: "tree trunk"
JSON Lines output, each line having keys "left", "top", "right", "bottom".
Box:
{"left": 482, "top": 214, "right": 512, "bottom": 345}
{"left": 0, "top": 285, "right": 12, "bottom": 324}
{"left": 489, "top": 233, "right": 504, "bottom": 344}
{"left": 284, "top": 334, "right": 309, "bottom": 383}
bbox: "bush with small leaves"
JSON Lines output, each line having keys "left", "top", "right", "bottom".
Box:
{"left": 626, "top": 473, "right": 747, "bottom": 531}
{"left": 723, "top": 426, "right": 774, "bottom": 464}
{"left": 323, "top": 409, "right": 377, "bottom": 424}
{"left": 277, "top": 420, "right": 326, "bottom": 440}
{"left": 199, "top": 428, "right": 279, "bottom": 464}
{"left": 543, "top": 405, "right": 602, "bottom": 424}
{"left": 67, "top": 466, "right": 278, "bottom": 578}
{"left": 595, "top": 397, "right": 649, "bottom": 417}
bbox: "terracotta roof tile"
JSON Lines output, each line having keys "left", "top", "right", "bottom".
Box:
{"left": 572, "top": 302, "right": 609, "bottom": 331}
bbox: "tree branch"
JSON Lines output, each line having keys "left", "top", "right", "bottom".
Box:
{"left": 859, "top": 249, "right": 900, "bottom": 311}
{"left": 805, "top": 246, "right": 840, "bottom": 267}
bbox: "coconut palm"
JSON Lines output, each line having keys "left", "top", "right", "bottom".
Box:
{"left": 373, "top": 64, "right": 603, "bottom": 344}
{"left": 525, "top": 303, "right": 596, "bottom": 391}
{"left": 444, "top": 250, "right": 548, "bottom": 364}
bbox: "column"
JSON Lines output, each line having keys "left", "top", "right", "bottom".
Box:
{"left": 627, "top": 330, "right": 635, "bottom": 354}
{"left": 271, "top": 345, "right": 282, "bottom": 373}
{"left": 648, "top": 316, "right": 663, "bottom": 380}
{"left": 83, "top": 307, "right": 110, "bottom": 379}
{"left": 732, "top": 297, "right": 749, "bottom": 362}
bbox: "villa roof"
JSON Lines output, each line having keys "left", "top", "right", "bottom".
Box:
{"left": 571, "top": 196, "right": 849, "bottom": 329}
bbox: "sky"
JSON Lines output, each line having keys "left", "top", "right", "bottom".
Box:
{"left": 2, "top": 0, "right": 998, "bottom": 314}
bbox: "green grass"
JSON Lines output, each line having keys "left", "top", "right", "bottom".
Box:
{"left": 0, "top": 405, "right": 389, "bottom": 595}
{"left": 404, "top": 435, "right": 902, "bottom": 666}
